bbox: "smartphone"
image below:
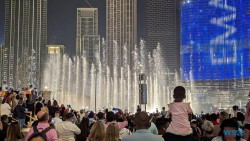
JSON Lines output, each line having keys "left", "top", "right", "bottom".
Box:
{"left": 113, "top": 108, "right": 119, "bottom": 114}
{"left": 71, "top": 118, "right": 75, "bottom": 123}
{"left": 51, "top": 119, "right": 55, "bottom": 124}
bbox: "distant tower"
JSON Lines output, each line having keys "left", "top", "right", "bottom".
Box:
{"left": 76, "top": 8, "right": 100, "bottom": 65}
{"left": 0, "top": 45, "right": 3, "bottom": 81}
{"left": 145, "top": 0, "right": 180, "bottom": 73}
{"left": 4, "top": 0, "right": 47, "bottom": 87}
{"left": 106, "top": 0, "right": 137, "bottom": 70}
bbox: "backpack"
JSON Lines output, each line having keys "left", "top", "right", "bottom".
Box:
{"left": 29, "top": 125, "right": 54, "bottom": 140}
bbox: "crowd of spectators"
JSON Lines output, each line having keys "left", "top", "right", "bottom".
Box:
{"left": 0, "top": 82, "right": 250, "bottom": 141}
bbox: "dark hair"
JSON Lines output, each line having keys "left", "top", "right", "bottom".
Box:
{"left": 156, "top": 118, "right": 168, "bottom": 130}
{"left": 65, "top": 113, "right": 74, "bottom": 120}
{"left": 97, "top": 112, "right": 104, "bottom": 120}
{"left": 28, "top": 132, "right": 47, "bottom": 141}
{"left": 53, "top": 100, "right": 58, "bottom": 107}
{"left": 38, "top": 113, "right": 49, "bottom": 122}
{"left": 233, "top": 105, "right": 238, "bottom": 111}
{"left": 47, "top": 100, "right": 52, "bottom": 107}
{"left": 1, "top": 115, "right": 8, "bottom": 122}
{"left": 219, "top": 119, "right": 241, "bottom": 141}
{"left": 173, "top": 86, "right": 186, "bottom": 99}
{"left": 210, "top": 113, "right": 218, "bottom": 121}
{"left": 106, "top": 112, "right": 115, "bottom": 122}
{"left": 237, "top": 112, "right": 245, "bottom": 122}
{"left": 77, "top": 118, "right": 90, "bottom": 141}
{"left": 88, "top": 111, "right": 94, "bottom": 118}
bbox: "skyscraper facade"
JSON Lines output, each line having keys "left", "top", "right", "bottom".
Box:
{"left": 106, "top": 0, "right": 137, "bottom": 70}
{"left": 0, "top": 45, "right": 3, "bottom": 82}
{"left": 76, "top": 8, "right": 100, "bottom": 65}
{"left": 4, "top": 0, "right": 47, "bottom": 87}
{"left": 145, "top": 0, "right": 180, "bottom": 73}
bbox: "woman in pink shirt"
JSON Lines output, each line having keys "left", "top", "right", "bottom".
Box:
{"left": 165, "top": 86, "right": 195, "bottom": 141}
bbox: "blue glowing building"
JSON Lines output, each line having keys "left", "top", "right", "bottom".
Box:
{"left": 181, "top": 0, "right": 250, "bottom": 80}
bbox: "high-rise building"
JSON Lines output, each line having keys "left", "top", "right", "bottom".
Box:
{"left": 106, "top": 0, "right": 137, "bottom": 70}
{"left": 4, "top": 0, "right": 47, "bottom": 87}
{"left": 145, "top": 0, "right": 180, "bottom": 73}
{"left": 0, "top": 45, "right": 3, "bottom": 81}
{"left": 76, "top": 8, "right": 100, "bottom": 65}
{"left": 47, "top": 45, "right": 65, "bottom": 56}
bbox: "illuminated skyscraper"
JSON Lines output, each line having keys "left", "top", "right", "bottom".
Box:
{"left": 0, "top": 45, "right": 3, "bottom": 81}
{"left": 47, "top": 45, "right": 65, "bottom": 56}
{"left": 145, "top": 0, "right": 180, "bottom": 73}
{"left": 106, "top": 0, "right": 137, "bottom": 70}
{"left": 76, "top": 8, "right": 100, "bottom": 65}
{"left": 4, "top": 0, "right": 47, "bottom": 87}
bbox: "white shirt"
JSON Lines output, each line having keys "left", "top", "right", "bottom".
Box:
{"left": 211, "top": 136, "right": 246, "bottom": 141}
{"left": 1, "top": 103, "right": 11, "bottom": 116}
{"left": 52, "top": 117, "right": 62, "bottom": 123}
{"left": 2, "top": 84, "right": 7, "bottom": 92}
{"left": 55, "top": 121, "right": 81, "bottom": 141}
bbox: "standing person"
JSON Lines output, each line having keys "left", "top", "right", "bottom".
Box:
{"left": 97, "top": 112, "right": 105, "bottom": 123}
{"left": 231, "top": 105, "right": 238, "bottom": 118}
{"left": 0, "top": 99, "right": 11, "bottom": 117}
{"left": 164, "top": 86, "right": 194, "bottom": 141}
{"left": 201, "top": 120, "right": 215, "bottom": 141}
{"left": 27, "top": 90, "right": 36, "bottom": 116}
{"left": 104, "top": 123, "right": 120, "bottom": 141}
{"left": 161, "top": 107, "right": 167, "bottom": 117}
{"left": 0, "top": 115, "right": 9, "bottom": 141}
{"left": 106, "top": 110, "right": 128, "bottom": 130}
{"left": 35, "top": 97, "right": 44, "bottom": 115}
{"left": 136, "top": 105, "right": 141, "bottom": 113}
{"left": 1, "top": 81, "right": 8, "bottom": 92}
{"left": 76, "top": 117, "right": 90, "bottom": 141}
{"left": 87, "top": 121, "right": 105, "bottom": 141}
{"left": 15, "top": 99, "right": 27, "bottom": 128}
{"left": 52, "top": 111, "right": 62, "bottom": 123}
{"left": 25, "top": 111, "right": 58, "bottom": 141}
{"left": 6, "top": 122, "right": 24, "bottom": 141}
{"left": 122, "top": 112, "right": 164, "bottom": 141}
{"left": 54, "top": 113, "right": 81, "bottom": 141}
{"left": 49, "top": 100, "right": 59, "bottom": 118}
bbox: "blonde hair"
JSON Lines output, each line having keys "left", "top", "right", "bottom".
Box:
{"left": 104, "top": 123, "right": 120, "bottom": 141}
{"left": 88, "top": 121, "right": 105, "bottom": 141}
{"left": 6, "top": 122, "right": 23, "bottom": 141}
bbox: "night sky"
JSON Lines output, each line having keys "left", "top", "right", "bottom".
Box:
{"left": 0, "top": 0, "right": 145, "bottom": 56}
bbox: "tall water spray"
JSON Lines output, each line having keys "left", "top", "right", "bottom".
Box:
{"left": 43, "top": 40, "right": 171, "bottom": 112}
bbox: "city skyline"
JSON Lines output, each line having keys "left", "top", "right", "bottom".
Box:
{"left": 106, "top": 0, "right": 137, "bottom": 70}
{"left": 0, "top": 0, "right": 146, "bottom": 56}
{"left": 3, "top": 0, "right": 47, "bottom": 87}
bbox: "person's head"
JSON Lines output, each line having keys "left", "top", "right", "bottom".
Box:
{"left": 106, "top": 111, "right": 116, "bottom": 122}
{"left": 37, "top": 111, "right": 49, "bottom": 123}
{"left": 173, "top": 86, "right": 186, "bottom": 102}
{"left": 237, "top": 112, "right": 245, "bottom": 122}
{"left": 88, "top": 121, "right": 105, "bottom": 141}
{"left": 55, "top": 111, "right": 60, "bottom": 118}
{"left": 28, "top": 133, "right": 47, "bottom": 141}
{"left": 1, "top": 115, "right": 8, "bottom": 123}
{"left": 219, "top": 118, "right": 241, "bottom": 141}
{"left": 88, "top": 111, "right": 94, "bottom": 118}
{"left": 134, "top": 111, "right": 151, "bottom": 129}
{"left": 219, "top": 111, "right": 229, "bottom": 123}
{"left": 65, "top": 113, "right": 74, "bottom": 121}
{"left": 80, "top": 109, "right": 84, "bottom": 114}
{"left": 18, "top": 99, "right": 23, "bottom": 105}
{"left": 210, "top": 113, "right": 218, "bottom": 122}
{"left": 232, "top": 105, "right": 238, "bottom": 111}
{"left": 202, "top": 120, "right": 214, "bottom": 134}
{"left": 53, "top": 100, "right": 58, "bottom": 107}
{"left": 104, "top": 123, "right": 119, "bottom": 141}
{"left": 97, "top": 112, "right": 104, "bottom": 120}
{"left": 156, "top": 118, "right": 169, "bottom": 135}
{"left": 6, "top": 122, "right": 22, "bottom": 141}
{"left": 47, "top": 100, "right": 51, "bottom": 107}
{"left": 191, "top": 119, "right": 198, "bottom": 127}
{"left": 37, "top": 97, "right": 42, "bottom": 102}
{"left": 162, "top": 107, "right": 165, "bottom": 110}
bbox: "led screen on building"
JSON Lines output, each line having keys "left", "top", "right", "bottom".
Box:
{"left": 181, "top": 0, "right": 250, "bottom": 80}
